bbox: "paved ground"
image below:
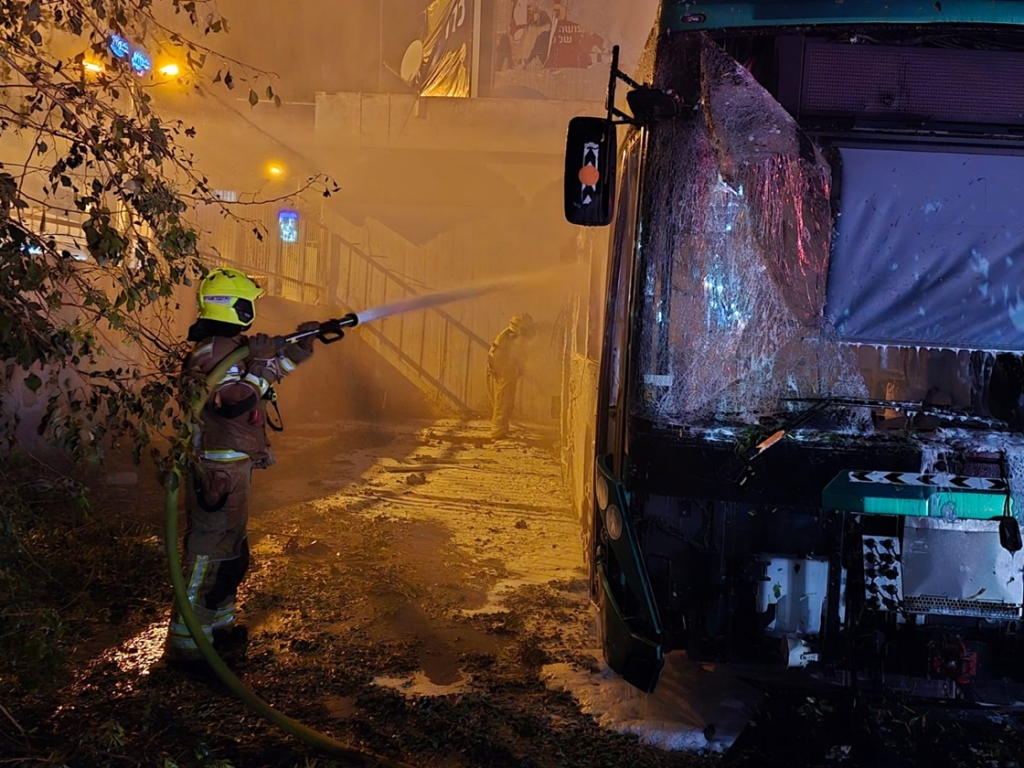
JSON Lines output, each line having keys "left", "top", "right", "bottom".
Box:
{"left": 10, "top": 416, "right": 1024, "bottom": 767}
{"left": 11, "top": 416, "right": 714, "bottom": 767}
{"left": 247, "top": 416, "right": 590, "bottom": 697}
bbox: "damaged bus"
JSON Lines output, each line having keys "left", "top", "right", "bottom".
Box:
{"left": 564, "top": 1, "right": 1024, "bottom": 701}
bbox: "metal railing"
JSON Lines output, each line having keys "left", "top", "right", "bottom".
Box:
{"left": 195, "top": 202, "right": 491, "bottom": 413}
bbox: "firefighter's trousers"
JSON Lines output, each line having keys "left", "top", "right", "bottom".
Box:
{"left": 487, "top": 369, "right": 519, "bottom": 437}
{"left": 167, "top": 458, "right": 252, "bottom": 660}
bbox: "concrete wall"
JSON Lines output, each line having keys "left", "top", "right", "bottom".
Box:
{"left": 251, "top": 295, "right": 433, "bottom": 424}
{"left": 559, "top": 227, "right": 608, "bottom": 536}
{"left": 1, "top": 280, "right": 429, "bottom": 461}
{"left": 0, "top": 276, "right": 194, "bottom": 460}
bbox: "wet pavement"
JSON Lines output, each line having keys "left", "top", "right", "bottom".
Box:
{"left": 13, "top": 416, "right": 1024, "bottom": 767}
{"left": 18, "top": 416, "right": 709, "bottom": 768}
{"left": 244, "top": 417, "right": 587, "bottom": 693}
{"left": 241, "top": 418, "right": 764, "bottom": 755}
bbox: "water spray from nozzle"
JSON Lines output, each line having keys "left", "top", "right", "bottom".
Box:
{"left": 291, "top": 262, "right": 584, "bottom": 345}
{"left": 354, "top": 263, "right": 582, "bottom": 325}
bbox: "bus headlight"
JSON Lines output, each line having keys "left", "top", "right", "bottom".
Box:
{"left": 595, "top": 475, "right": 609, "bottom": 510}
{"left": 605, "top": 504, "right": 623, "bottom": 540}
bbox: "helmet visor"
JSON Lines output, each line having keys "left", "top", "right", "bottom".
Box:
{"left": 234, "top": 298, "right": 255, "bottom": 325}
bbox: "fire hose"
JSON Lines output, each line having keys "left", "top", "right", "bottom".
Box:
{"left": 164, "top": 314, "right": 412, "bottom": 765}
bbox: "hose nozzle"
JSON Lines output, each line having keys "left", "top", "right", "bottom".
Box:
{"left": 285, "top": 314, "right": 360, "bottom": 346}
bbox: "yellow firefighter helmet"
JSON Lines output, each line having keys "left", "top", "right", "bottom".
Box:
{"left": 196, "top": 267, "right": 264, "bottom": 326}
{"left": 509, "top": 314, "right": 535, "bottom": 333}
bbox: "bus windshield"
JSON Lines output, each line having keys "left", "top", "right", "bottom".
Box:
{"left": 629, "top": 36, "right": 1024, "bottom": 431}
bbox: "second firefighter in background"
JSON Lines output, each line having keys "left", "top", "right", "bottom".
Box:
{"left": 486, "top": 314, "right": 536, "bottom": 439}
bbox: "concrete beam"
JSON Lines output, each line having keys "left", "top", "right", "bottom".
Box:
{"left": 151, "top": 91, "right": 590, "bottom": 205}
{"left": 314, "top": 92, "right": 603, "bottom": 155}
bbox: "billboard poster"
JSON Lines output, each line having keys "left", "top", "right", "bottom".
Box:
{"left": 495, "top": 1, "right": 608, "bottom": 73}
{"left": 386, "top": 0, "right": 656, "bottom": 100}
{"left": 398, "top": 0, "right": 476, "bottom": 98}
{"left": 488, "top": 0, "right": 645, "bottom": 100}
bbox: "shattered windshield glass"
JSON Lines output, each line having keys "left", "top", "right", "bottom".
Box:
{"left": 630, "top": 35, "right": 1024, "bottom": 432}
{"left": 631, "top": 36, "right": 867, "bottom": 427}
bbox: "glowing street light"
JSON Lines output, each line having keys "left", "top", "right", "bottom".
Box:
{"left": 265, "top": 162, "right": 285, "bottom": 179}
{"left": 82, "top": 60, "right": 104, "bottom": 74}
{"left": 158, "top": 62, "right": 180, "bottom": 78}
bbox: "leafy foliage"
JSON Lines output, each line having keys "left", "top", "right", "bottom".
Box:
{"left": 0, "top": 0, "right": 293, "bottom": 469}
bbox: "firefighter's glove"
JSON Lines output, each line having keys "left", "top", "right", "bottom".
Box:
{"left": 279, "top": 321, "right": 318, "bottom": 364}
{"left": 294, "top": 321, "right": 320, "bottom": 353}
{"left": 248, "top": 333, "right": 285, "bottom": 360}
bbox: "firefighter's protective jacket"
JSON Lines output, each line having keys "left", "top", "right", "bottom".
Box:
{"left": 487, "top": 328, "right": 528, "bottom": 380}
{"left": 167, "top": 329, "right": 315, "bottom": 663}
{"left": 188, "top": 334, "right": 313, "bottom": 467}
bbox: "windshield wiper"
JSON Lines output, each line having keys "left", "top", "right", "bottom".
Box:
{"left": 785, "top": 396, "right": 1009, "bottom": 429}
{"left": 718, "top": 395, "right": 1010, "bottom": 485}
{"left": 718, "top": 398, "right": 836, "bottom": 483}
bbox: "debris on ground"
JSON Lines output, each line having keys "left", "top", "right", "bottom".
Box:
{"left": 5, "top": 418, "right": 1024, "bottom": 767}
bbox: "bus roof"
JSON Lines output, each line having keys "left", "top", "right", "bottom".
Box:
{"left": 661, "top": 1, "right": 1024, "bottom": 32}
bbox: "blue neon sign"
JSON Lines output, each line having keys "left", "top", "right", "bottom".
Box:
{"left": 130, "top": 49, "right": 151, "bottom": 75}
{"left": 278, "top": 210, "right": 299, "bottom": 243}
{"left": 109, "top": 33, "right": 152, "bottom": 75}
{"left": 109, "top": 34, "right": 130, "bottom": 58}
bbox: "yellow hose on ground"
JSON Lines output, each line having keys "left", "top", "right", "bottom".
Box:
{"left": 165, "top": 346, "right": 411, "bottom": 766}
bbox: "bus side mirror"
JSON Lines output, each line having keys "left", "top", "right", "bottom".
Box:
{"left": 564, "top": 116, "right": 617, "bottom": 227}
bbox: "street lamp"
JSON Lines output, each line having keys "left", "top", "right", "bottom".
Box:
{"left": 158, "top": 62, "right": 180, "bottom": 78}
{"left": 265, "top": 162, "right": 285, "bottom": 179}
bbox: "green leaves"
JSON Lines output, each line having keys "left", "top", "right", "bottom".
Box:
{"left": 0, "top": 0, "right": 329, "bottom": 470}
{"left": 82, "top": 215, "right": 129, "bottom": 265}
{"left": 245, "top": 83, "right": 282, "bottom": 108}
{"left": 0, "top": 173, "right": 18, "bottom": 208}
{"left": 0, "top": 1, "right": 215, "bottom": 464}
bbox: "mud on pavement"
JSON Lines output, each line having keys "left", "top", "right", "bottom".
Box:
{"left": 10, "top": 417, "right": 1024, "bottom": 767}
{"left": 229, "top": 417, "right": 709, "bottom": 766}
{"left": 10, "top": 418, "right": 712, "bottom": 768}
{"left": 245, "top": 417, "right": 589, "bottom": 696}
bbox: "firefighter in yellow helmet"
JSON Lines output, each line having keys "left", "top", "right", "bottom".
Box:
{"left": 486, "top": 314, "right": 536, "bottom": 439}
{"left": 165, "top": 267, "right": 324, "bottom": 670}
